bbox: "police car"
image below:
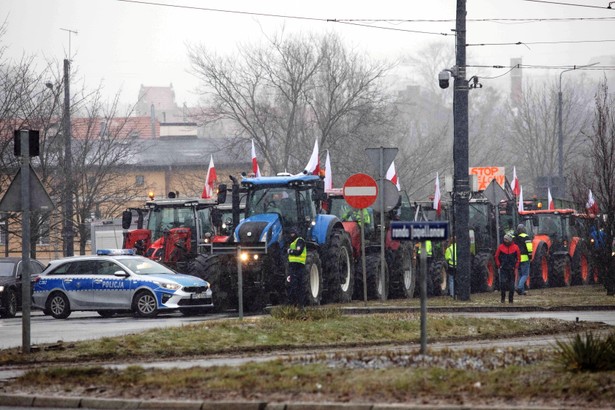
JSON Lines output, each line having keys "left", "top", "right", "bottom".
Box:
{"left": 32, "top": 250, "right": 213, "bottom": 319}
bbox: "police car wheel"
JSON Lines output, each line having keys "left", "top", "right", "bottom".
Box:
{"left": 47, "top": 292, "right": 71, "bottom": 319}
{"left": 0, "top": 289, "right": 17, "bottom": 318}
{"left": 133, "top": 291, "right": 158, "bottom": 318}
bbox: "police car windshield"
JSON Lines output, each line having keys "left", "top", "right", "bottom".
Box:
{"left": 118, "top": 258, "right": 176, "bottom": 275}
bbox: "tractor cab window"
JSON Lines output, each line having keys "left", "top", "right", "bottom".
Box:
{"left": 197, "top": 208, "right": 213, "bottom": 238}
{"left": 247, "top": 188, "right": 297, "bottom": 222}
{"left": 297, "top": 189, "right": 316, "bottom": 223}
{"left": 469, "top": 203, "right": 490, "bottom": 235}
{"left": 537, "top": 214, "right": 562, "bottom": 238}
{"left": 147, "top": 207, "right": 198, "bottom": 241}
{"left": 329, "top": 197, "right": 350, "bottom": 219}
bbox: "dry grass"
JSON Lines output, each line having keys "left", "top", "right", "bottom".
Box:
{"left": 345, "top": 283, "right": 615, "bottom": 308}
{"left": 6, "top": 346, "right": 615, "bottom": 407}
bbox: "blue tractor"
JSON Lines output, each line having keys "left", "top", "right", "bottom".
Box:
{"left": 187, "top": 174, "right": 353, "bottom": 312}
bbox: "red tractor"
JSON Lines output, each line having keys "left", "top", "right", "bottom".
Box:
{"left": 122, "top": 192, "right": 220, "bottom": 272}
{"left": 519, "top": 209, "right": 590, "bottom": 288}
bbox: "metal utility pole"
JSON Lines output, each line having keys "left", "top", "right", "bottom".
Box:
{"left": 62, "top": 58, "right": 74, "bottom": 256}
{"left": 453, "top": 0, "right": 471, "bottom": 301}
{"left": 19, "top": 131, "right": 32, "bottom": 353}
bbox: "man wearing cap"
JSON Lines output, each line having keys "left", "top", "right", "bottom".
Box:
{"left": 514, "top": 223, "right": 533, "bottom": 295}
{"left": 287, "top": 228, "right": 306, "bottom": 308}
{"left": 495, "top": 234, "right": 521, "bottom": 303}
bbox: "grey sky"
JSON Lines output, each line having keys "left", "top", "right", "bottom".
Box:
{"left": 3, "top": 0, "right": 614, "bottom": 106}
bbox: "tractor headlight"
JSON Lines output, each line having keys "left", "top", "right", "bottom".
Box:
{"left": 240, "top": 252, "right": 258, "bottom": 262}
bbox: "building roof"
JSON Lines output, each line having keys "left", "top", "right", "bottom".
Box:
{"left": 129, "top": 137, "right": 250, "bottom": 168}
{"left": 71, "top": 117, "right": 159, "bottom": 140}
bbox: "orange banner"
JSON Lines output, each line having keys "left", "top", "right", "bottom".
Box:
{"left": 469, "top": 166, "right": 505, "bottom": 191}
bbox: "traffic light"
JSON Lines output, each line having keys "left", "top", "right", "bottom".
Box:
{"left": 13, "top": 130, "right": 40, "bottom": 157}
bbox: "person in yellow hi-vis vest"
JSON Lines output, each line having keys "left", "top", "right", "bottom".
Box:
{"left": 287, "top": 227, "right": 306, "bottom": 307}
{"left": 514, "top": 224, "right": 533, "bottom": 295}
{"left": 445, "top": 237, "right": 457, "bottom": 298}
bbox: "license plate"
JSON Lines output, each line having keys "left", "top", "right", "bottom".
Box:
{"left": 192, "top": 293, "right": 206, "bottom": 299}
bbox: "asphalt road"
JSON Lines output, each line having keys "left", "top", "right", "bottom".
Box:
{"left": 0, "top": 310, "right": 232, "bottom": 350}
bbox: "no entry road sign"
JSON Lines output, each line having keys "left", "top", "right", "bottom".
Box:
{"left": 343, "top": 173, "right": 378, "bottom": 209}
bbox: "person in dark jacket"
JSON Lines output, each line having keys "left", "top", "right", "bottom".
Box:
{"left": 495, "top": 234, "right": 521, "bottom": 303}
{"left": 287, "top": 228, "right": 306, "bottom": 308}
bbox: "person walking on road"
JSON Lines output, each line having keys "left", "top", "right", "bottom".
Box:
{"left": 287, "top": 228, "right": 307, "bottom": 308}
{"left": 514, "top": 224, "right": 533, "bottom": 295}
{"left": 495, "top": 234, "right": 521, "bottom": 304}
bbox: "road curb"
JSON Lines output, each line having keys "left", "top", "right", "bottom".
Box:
{"left": 339, "top": 305, "right": 615, "bottom": 314}
{"left": 0, "top": 394, "right": 579, "bottom": 409}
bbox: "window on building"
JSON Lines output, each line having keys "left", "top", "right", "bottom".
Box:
{"left": 99, "top": 121, "right": 108, "bottom": 139}
{"left": 136, "top": 175, "right": 145, "bottom": 186}
{"left": 0, "top": 220, "right": 6, "bottom": 245}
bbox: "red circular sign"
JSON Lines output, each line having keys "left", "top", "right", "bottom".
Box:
{"left": 343, "top": 173, "right": 378, "bottom": 209}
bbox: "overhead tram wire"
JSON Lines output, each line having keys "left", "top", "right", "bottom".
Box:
{"left": 467, "top": 64, "right": 615, "bottom": 69}
{"left": 331, "top": 21, "right": 452, "bottom": 37}
{"left": 117, "top": 0, "right": 451, "bottom": 37}
{"left": 332, "top": 16, "right": 615, "bottom": 23}
{"left": 468, "top": 38, "right": 615, "bottom": 47}
{"left": 464, "top": 64, "right": 615, "bottom": 80}
{"left": 119, "top": 0, "right": 613, "bottom": 37}
{"left": 520, "top": 0, "right": 615, "bottom": 10}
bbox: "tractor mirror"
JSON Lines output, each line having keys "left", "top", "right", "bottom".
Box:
{"left": 121, "top": 210, "right": 132, "bottom": 230}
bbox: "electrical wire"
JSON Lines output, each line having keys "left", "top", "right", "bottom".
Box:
{"left": 462, "top": 64, "right": 615, "bottom": 82}
{"left": 118, "top": 0, "right": 614, "bottom": 40}
{"left": 468, "top": 39, "right": 615, "bottom": 47}
{"left": 117, "top": 0, "right": 322, "bottom": 21}
{"left": 466, "top": 64, "right": 615, "bottom": 70}
{"left": 519, "top": 0, "right": 615, "bottom": 10}
{"left": 117, "top": 0, "right": 452, "bottom": 36}
{"left": 478, "top": 66, "right": 520, "bottom": 80}
{"left": 332, "top": 17, "right": 615, "bottom": 23}
{"left": 332, "top": 21, "right": 451, "bottom": 37}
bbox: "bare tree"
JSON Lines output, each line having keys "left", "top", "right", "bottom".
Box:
{"left": 391, "top": 41, "right": 457, "bottom": 199}
{"left": 67, "top": 88, "right": 147, "bottom": 255}
{"left": 1, "top": 22, "right": 144, "bottom": 256}
{"left": 0, "top": 25, "right": 66, "bottom": 257}
{"left": 390, "top": 85, "right": 451, "bottom": 199}
{"left": 505, "top": 78, "right": 594, "bottom": 196}
{"left": 189, "top": 30, "right": 393, "bottom": 176}
{"left": 570, "top": 81, "right": 615, "bottom": 295}
{"left": 469, "top": 86, "right": 511, "bottom": 166}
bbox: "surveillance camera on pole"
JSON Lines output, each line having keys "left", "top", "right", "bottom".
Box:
{"left": 438, "top": 67, "right": 459, "bottom": 90}
{"left": 438, "top": 70, "right": 450, "bottom": 89}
